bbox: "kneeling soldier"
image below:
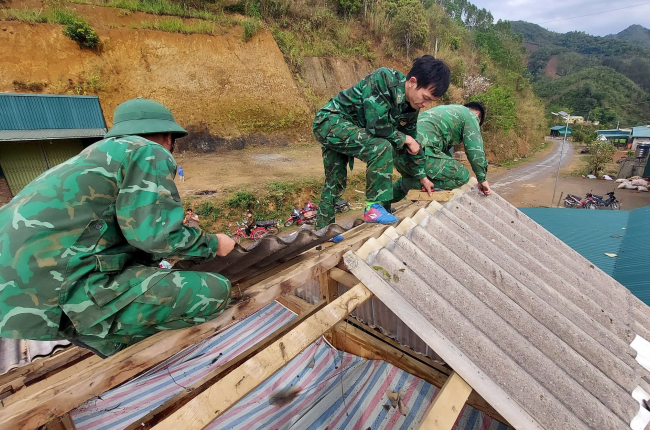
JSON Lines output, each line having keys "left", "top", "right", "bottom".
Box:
{"left": 0, "top": 98, "right": 236, "bottom": 357}
{"left": 389, "top": 102, "right": 492, "bottom": 203}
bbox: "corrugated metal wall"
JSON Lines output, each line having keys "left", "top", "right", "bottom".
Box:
{"left": 0, "top": 141, "right": 48, "bottom": 195}
{"left": 0, "top": 139, "right": 83, "bottom": 195}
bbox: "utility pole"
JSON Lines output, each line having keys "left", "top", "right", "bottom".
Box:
{"left": 551, "top": 111, "right": 570, "bottom": 207}
{"left": 434, "top": 37, "right": 438, "bottom": 57}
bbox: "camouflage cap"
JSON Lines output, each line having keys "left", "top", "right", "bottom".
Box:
{"left": 105, "top": 98, "right": 188, "bottom": 138}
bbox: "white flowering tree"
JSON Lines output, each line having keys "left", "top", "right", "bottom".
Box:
{"left": 463, "top": 75, "right": 490, "bottom": 99}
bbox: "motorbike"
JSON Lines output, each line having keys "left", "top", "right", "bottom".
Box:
{"left": 563, "top": 193, "right": 597, "bottom": 209}
{"left": 591, "top": 191, "right": 620, "bottom": 210}
{"left": 335, "top": 200, "right": 351, "bottom": 213}
{"left": 285, "top": 203, "right": 318, "bottom": 227}
{"left": 232, "top": 219, "right": 280, "bottom": 243}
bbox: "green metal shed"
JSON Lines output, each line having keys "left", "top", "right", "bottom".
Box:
{"left": 0, "top": 93, "right": 107, "bottom": 197}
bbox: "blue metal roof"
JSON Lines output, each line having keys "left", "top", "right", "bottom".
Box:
{"left": 550, "top": 126, "right": 564, "bottom": 130}
{"left": 613, "top": 206, "right": 650, "bottom": 304}
{"left": 520, "top": 207, "right": 630, "bottom": 276}
{"left": 631, "top": 126, "right": 650, "bottom": 138}
{"left": 0, "top": 93, "right": 107, "bottom": 132}
{"left": 596, "top": 129, "right": 631, "bottom": 138}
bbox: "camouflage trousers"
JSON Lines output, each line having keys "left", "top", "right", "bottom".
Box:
{"left": 313, "top": 117, "right": 394, "bottom": 228}
{"left": 389, "top": 153, "right": 470, "bottom": 204}
{"left": 59, "top": 267, "right": 231, "bottom": 357}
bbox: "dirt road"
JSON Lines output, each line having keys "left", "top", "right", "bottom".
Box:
{"left": 491, "top": 139, "right": 650, "bottom": 210}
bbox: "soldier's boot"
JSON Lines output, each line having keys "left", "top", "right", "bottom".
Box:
{"left": 364, "top": 203, "right": 398, "bottom": 224}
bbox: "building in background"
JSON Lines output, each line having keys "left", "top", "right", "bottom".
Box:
{"left": 549, "top": 125, "right": 572, "bottom": 137}
{"left": 0, "top": 93, "right": 107, "bottom": 199}
{"left": 630, "top": 126, "right": 650, "bottom": 150}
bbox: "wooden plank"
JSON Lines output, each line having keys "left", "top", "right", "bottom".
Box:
{"left": 419, "top": 372, "right": 472, "bottom": 430}
{"left": 318, "top": 271, "right": 338, "bottom": 302}
{"left": 152, "top": 283, "right": 373, "bottom": 430}
{"left": 0, "top": 346, "right": 90, "bottom": 398}
{"left": 123, "top": 299, "right": 326, "bottom": 430}
{"left": 329, "top": 267, "right": 359, "bottom": 289}
{"left": 276, "top": 294, "right": 314, "bottom": 315}
{"left": 406, "top": 190, "right": 454, "bottom": 202}
{"left": 0, "top": 225, "right": 387, "bottom": 430}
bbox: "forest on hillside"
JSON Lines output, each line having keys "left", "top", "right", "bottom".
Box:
{"left": 511, "top": 20, "right": 650, "bottom": 127}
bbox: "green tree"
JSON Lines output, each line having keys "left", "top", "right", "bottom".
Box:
{"left": 587, "top": 140, "right": 616, "bottom": 176}
{"left": 391, "top": 0, "right": 429, "bottom": 59}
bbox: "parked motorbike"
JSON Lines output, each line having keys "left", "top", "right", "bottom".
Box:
{"left": 335, "top": 200, "right": 351, "bottom": 213}
{"left": 563, "top": 193, "right": 597, "bottom": 209}
{"left": 232, "top": 219, "right": 280, "bottom": 243}
{"left": 285, "top": 203, "right": 317, "bottom": 227}
{"left": 591, "top": 191, "right": 620, "bottom": 210}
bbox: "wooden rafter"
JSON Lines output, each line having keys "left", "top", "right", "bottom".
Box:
{"left": 419, "top": 372, "right": 472, "bottom": 430}
{"left": 152, "top": 283, "right": 374, "bottom": 430}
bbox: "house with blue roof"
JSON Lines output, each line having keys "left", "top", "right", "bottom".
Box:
{"left": 631, "top": 126, "right": 650, "bottom": 150}
{"left": 549, "top": 125, "right": 572, "bottom": 137}
{"left": 0, "top": 93, "right": 107, "bottom": 197}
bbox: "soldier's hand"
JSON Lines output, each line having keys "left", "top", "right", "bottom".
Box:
{"left": 404, "top": 135, "right": 420, "bottom": 155}
{"left": 478, "top": 181, "right": 492, "bottom": 196}
{"left": 216, "top": 234, "right": 236, "bottom": 256}
{"left": 420, "top": 177, "right": 434, "bottom": 196}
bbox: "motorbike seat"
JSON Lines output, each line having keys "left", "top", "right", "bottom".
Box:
{"left": 593, "top": 195, "right": 603, "bottom": 200}
{"left": 336, "top": 200, "right": 350, "bottom": 205}
{"left": 256, "top": 220, "right": 277, "bottom": 227}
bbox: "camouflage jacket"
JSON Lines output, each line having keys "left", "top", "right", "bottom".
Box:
{"left": 314, "top": 67, "right": 419, "bottom": 150}
{"left": 0, "top": 136, "right": 219, "bottom": 340}
{"left": 417, "top": 105, "right": 488, "bottom": 182}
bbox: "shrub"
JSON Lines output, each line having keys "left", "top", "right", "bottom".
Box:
{"left": 391, "top": 0, "right": 428, "bottom": 59}
{"left": 3, "top": 8, "right": 48, "bottom": 24}
{"left": 242, "top": 19, "right": 259, "bottom": 42}
{"left": 63, "top": 20, "right": 100, "bottom": 48}
{"left": 587, "top": 140, "right": 616, "bottom": 176}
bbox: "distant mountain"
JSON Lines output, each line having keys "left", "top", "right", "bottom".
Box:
{"left": 607, "top": 24, "right": 650, "bottom": 50}
{"left": 510, "top": 21, "right": 650, "bottom": 127}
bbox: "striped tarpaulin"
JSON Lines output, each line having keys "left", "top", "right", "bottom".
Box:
{"left": 71, "top": 302, "right": 297, "bottom": 430}
{"left": 72, "top": 301, "right": 509, "bottom": 430}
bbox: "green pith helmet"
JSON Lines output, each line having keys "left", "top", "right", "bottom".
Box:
{"left": 105, "top": 98, "right": 188, "bottom": 139}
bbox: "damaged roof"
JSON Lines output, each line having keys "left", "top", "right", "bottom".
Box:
{"left": 177, "top": 220, "right": 362, "bottom": 283}
{"left": 345, "top": 184, "right": 650, "bottom": 430}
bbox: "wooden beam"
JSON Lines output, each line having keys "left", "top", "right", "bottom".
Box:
{"left": 419, "top": 372, "right": 472, "bottom": 430}
{"left": 406, "top": 190, "right": 454, "bottom": 202}
{"left": 329, "top": 267, "right": 359, "bottom": 289}
{"left": 275, "top": 294, "right": 314, "bottom": 315}
{"left": 0, "top": 346, "right": 90, "bottom": 400}
{"left": 318, "top": 271, "right": 338, "bottom": 303}
{"left": 0, "top": 224, "right": 387, "bottom": 430}
{"left": 152, "top": 283, "right": 373, "bottom": 430}
{"left": 123, "top": 299, "right": 326, "bottom": 430}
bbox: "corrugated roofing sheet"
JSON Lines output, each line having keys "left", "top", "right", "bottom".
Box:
{"left": 345, "top": 188, "right": 650, "bottom": 430}
{"left": 0, "top": 93, "right": 106, "bottom": 132}
{"left": 614, "top": 206, "right": 650, "bottom": 304}
{"left": 632, "top": 126, "right": 650, "bottom": 138}
{"left": 0, "top": 339, "right": 71, "bottom": 375}
{"left": 520, "top": 207, "right": 630, "bottom": 275}
{"left": 177, "top": 221, "right": 363, "bottom": 283}
{"left": 0, "top": 129, "right": 106, "bottom": 141}
{"left": 72, "top": 301, "right": 509, "bottom": 430}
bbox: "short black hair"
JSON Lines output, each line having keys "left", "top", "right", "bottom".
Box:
{"left": 464, "top": 101, "right": 485, "bottom": 126}
{"left": 186, "top": 208, "right": 193, "bottom": 212}
{"left": 406, "top": 55, "right": 451, "bottom": 98}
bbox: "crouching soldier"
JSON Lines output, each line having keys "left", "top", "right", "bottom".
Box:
{"left": 0, "top": 98, "right": 236, "bottom": 357}
{"left": 313, "top": 55, "right": 450, "bottom": 228}
{"left": 389, "top": 102, "right": 492, "bottom": 204}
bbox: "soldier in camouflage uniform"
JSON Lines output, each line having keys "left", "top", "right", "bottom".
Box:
{"left": 0, "top": 98, "right": 236, "bottom": 357}
{"left": 389, "top": 102, "right": 492, "bottom": 204}
{"left": 313, "top": 56, "right": 450, "bottom": 228}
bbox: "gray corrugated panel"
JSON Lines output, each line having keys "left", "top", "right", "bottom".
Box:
{"left": 345, "top": 188, "right": 650, "bottom": 430}
{"left": 178, "top": 221, "right": 363, "bottom": 283}
{"left": 0, "top": 93, "right": 106, "bottom": 131}
{"left": 614, "top": 206, "right": 650, "bottom": 305}
{"left": 0, "top": 338, "right": 71, "bottom": 375}
{"left": 0, "top": 129, "right": 106, "bottom": 141}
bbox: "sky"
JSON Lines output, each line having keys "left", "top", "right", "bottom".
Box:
{"left": 470, "top": 0, "right": 650, "bottom": 36}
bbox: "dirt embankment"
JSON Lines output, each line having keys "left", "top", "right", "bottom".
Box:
{"left": 545, "top": 54, "right": 559, "bottom": 78}
{"left": 0, "top": 2, "right": 378, "bottom": 151}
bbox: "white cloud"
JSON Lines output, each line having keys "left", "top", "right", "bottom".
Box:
{"left": 471, "top": 0, "right": 650, "bottom": 36}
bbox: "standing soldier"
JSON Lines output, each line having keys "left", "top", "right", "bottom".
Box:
{"left": 0, "top": 98, "right": 236, "bottom": 358}
{"left": 312, "top": 56, "right": 450, "bottom": 228}
{"left": 389, "top": 102, "right": 492, "bottom": 204}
